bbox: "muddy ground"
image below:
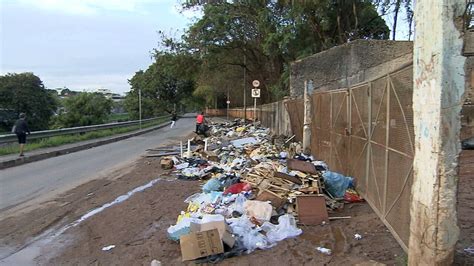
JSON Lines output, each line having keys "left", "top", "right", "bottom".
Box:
{"left": 0, "top": 144, "right": 472, "bottom": 265}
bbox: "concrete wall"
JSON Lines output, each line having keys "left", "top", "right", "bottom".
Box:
{"left": 290, "top": 40, "right": 413, "bottom": 96}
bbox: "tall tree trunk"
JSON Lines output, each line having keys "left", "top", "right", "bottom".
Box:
{"left": 392, "top": 0, "right": 402, "bottom": 40}
{"left": 353, "top": 2, "right": 359, "bottom": 31}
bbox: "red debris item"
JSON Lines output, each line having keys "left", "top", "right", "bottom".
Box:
{"left": 344, "top": 189, "right": 364, "bottom": 203}
{"left": 249, "top": 216, "right": 262, "bottom": 226}
{"left": 223, "top": 183, "right": 252, "bottom": 195}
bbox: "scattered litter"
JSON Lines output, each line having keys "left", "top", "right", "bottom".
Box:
{"left": 464, "top": 247, "right": 474, "bottom": 254}
{"left": 316, "top": 246, "right": 332, "bottom": 255}
{"left": 354, "top": 233, "right": 362, "bottom": 240}
{"left": 150, "top": 259, "right": 162, "bottom": 266}
{"left": 231, "top": 137, "right": 257, "bottom": 148}
{"left": 146, "top": 151, "right": 180, "bottom": 158}
{"left": 102, "top": 245, "right": 115, "bottom": 251}
{"left": 329, "top": 216, "right": 352, "bottom": 220}
{"left": 163, "top": 118, "right": 364, "bottom": 262}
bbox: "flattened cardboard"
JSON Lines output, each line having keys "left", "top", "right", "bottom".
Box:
{"left": 287, "top": 159, "right": 317, "bottom": 174}
{"left": 180, "top": 229, "right": 223, "bottom": 261}
{"left": 256, "top": 190, "right": 286, "bottom": 208}
{"left": 274, "top": 171, "right": 303, "bottom": 185}
{"left": 296, "top": 195, "right": 329, "bottom": 225}
{"left": 190, "top": 221, "right": 235, "bottom": 248}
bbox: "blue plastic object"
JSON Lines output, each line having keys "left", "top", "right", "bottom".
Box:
{"left": 203, "top": 178, "right": 222, "bottom": 193}
{"left": 322, "top": 171, "right": 353, "bottom": 198}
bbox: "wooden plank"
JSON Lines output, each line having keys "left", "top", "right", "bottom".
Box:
{"left": 145, "top": 151, "right": 180, "bottom": 157}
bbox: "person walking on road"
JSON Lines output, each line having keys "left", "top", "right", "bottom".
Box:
{"left": 170, "top": 112, "right": 177, "bottom": 128}
{"left": 196, "top": 112, "right": 205, "bottom": 133}
{"left": 12, "top": 113, "right": 30, "bottom": 157}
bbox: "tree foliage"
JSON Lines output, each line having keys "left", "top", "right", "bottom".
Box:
{"left": 52, "top": 92, "right": 113, "bottom": 128}
{"left": 173, "top": 0, "right": 389, "bottom": 105}
{"left": 124, "top": 52, "right": 199, "bottom": 118}
{"left": 0, "top": 72, "right": 58, "bottom": 131}
{"left": 133, "top": 1, "right": 391, "bottom": 110}
{"left": 372, "top": 0, "right": 413, "bottom": 40}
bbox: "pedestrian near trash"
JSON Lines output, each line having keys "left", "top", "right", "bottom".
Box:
{"left": 196, "top": 112, "right": 204, "bottom": 133}
{"left": 170, "top": 112, "right": 177, "bottom": 128}
{"left": 12, "top": 113, "right": 30, "bottom": 157}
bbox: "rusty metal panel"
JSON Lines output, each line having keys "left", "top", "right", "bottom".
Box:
{"left": 296, "top": 195, "right": 329, "bottom": 225}
{"left": 388, "top": 68, "right": 415, "bottom": 155}
{"left": 287, "top": 159, "right": 317, "bottom": 174}
{"left": 285, "top": 99, "right": 304, "bottom": 141}
{"left": 384, "top": 150, "right": 413, "bottom": 248}
{"left": 290, "top": 64, "right": 414, "bottom": 252}
{"left": 348, "top": 136, "right": 368, "bottom": 195}
{"left": 371, "top": 76, "right": 388, "bottom": 145}
{"left": 331, "top": 90, "right": 348, "bottom": 135}
{"left": 367, "top": 143, "right": 386, "bottom": 212}
{"left": 351, "top": 85, "right": 370, "bottom": 139}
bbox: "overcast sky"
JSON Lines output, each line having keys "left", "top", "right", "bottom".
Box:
{"left": 1, "top": 1, "right": 410, "bottom": 95}
{"left": 0, "top": 0, "right": 198, "bottom": 95}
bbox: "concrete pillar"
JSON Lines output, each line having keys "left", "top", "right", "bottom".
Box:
{"left": 302, "top": 80, "right": 312, "bottom": 154}
{"left": 409, "top": 0, "right": 466, "bottom": 265}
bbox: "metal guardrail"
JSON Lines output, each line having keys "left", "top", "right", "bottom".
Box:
{"left": 0, "top": 115, "right": 170, "bottom": 144}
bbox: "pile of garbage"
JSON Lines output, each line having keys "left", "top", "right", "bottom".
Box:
{"left": 162, "top": 119, "right": 362, "bottom": 262}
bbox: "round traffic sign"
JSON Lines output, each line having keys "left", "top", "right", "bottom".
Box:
{"left": 226, "top": 100, "right": 230, "bottom": 104}
{"left": 252, "top": 80, "right": 260, "bottom": 87}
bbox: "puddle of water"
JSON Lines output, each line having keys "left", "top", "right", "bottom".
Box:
{"left": 332, "top": 226, "right": 347, "bottom": 255}
{"left": 72, "top": 177, "right": 161, "bottom": 226}
{"left": 0, "top": 177, "right": 162, "bottom": 265}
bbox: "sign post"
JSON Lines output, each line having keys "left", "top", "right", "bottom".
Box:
{"left": 251, "top": 80, "right": 260, "bottom": 122}
{"left": 226, "top": 100, "right": 230, "bottom": 120}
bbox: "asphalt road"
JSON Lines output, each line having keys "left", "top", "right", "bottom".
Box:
{"left": 0, "top": 116, "right": 195, "bottom": 215}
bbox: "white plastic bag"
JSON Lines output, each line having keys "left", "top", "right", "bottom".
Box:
{"left": 261, "top": 214, "right": 302, "bottom": 243}
{"left": 227, "top": 216, "right": 275, "bottom": 253}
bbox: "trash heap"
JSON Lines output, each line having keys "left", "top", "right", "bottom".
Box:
{"left": 163, "top": 119, "right": 362, "bottom": 262}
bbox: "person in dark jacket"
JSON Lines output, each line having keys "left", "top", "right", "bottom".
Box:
{"left": 170, "top": 112, "right": 177, "bottom": 128}
{"left": 12, "top": 113, "right": 30, "bottom": 157}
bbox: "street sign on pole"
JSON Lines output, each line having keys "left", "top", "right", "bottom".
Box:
{"left": 252, "top": 80, "right": 260, "bottom": 87}
{"left": 226, "top": 100, "right": 230, "bottom": 104}
{"left": 251, "top": 88, "right": 261, "bottom": 98}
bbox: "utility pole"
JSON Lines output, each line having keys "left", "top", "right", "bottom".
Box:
{"left": 408, "top": 0, "right": 466, "bottom": 264}
{"left": 243, "top": 52, "right": 247, "bottom": 121}
{"left": 227, "top": 87, "right": 230, "bottom": 120}
{"left": 138, "top": 88, "right": 142, "bottom": 130}
{"left": 302, "top": 80, "right": 312, "bottom": 154}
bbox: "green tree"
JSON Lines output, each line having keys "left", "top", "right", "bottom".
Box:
{"left": 52, "top": 92, "right": 113, "bottom": 128}
{"left": 0, "top": 72, "right": 58, "bottom": 131}
{"left": 177, "top": 0, "right": 389, "bottom": 103}
{"left": 124, "top": 52, "right": 199, "bottom": 119}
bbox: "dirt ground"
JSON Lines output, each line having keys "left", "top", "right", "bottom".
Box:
{"left": 0, "top": 146, "right": 472, "bottom": 265}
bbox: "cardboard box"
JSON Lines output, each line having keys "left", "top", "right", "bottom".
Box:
{"left": 160, "top": 157, "right": 174, "bottom": 169}
{"left": 190, "top": 220, "right": 235, "bottom": 248}
{"left": 201, "top": 151, "right": 219, "bottom": 161}
{"left": 180, "top": 229, "right": 223, "bottom": 261}
{"left": 296, "top": 195, "right": 329, "bottom": 225}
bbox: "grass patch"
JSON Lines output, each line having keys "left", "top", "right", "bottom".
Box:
{"left": 107, "top": 113, "right": 130, "bottom": 122}
{"left": 0, "top": 117, "right": 169, "bottom": 156}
